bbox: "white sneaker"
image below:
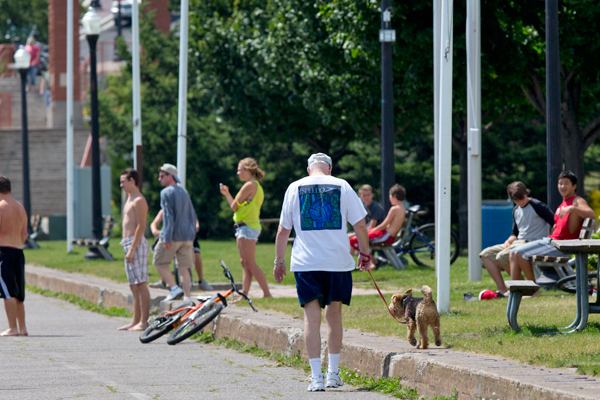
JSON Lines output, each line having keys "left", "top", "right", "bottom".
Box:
{"left": 307, "top": 374, "right": 325, "bottom": 392}
{"left": 198, "top": 280, "right": 213, "bottom": 291}
{"left": 325, "top": 371, "right": 343, "bottom": 388}
{"left": 165, "top": 287, "right": 184, "bottom": 301}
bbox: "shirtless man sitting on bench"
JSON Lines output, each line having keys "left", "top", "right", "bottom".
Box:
{"left": 350, "top": 184, "right": 406, "bottom": 270}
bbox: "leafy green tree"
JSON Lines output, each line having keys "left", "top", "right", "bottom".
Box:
{"left": 99, "top": 10, "right": 320, "bottom": 238}
{"left": 490, "top": 0, "right": 600, "bottom": 194}
{"left": 0, "top": 0, "right": 49, "bottom": 44}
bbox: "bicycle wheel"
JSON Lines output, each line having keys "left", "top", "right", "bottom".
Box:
{"left": 139, "top": 314, "right": 181, "bottom": 344}
{"left": 556, "top": 272, "right": 597, "bottom": 294}
{"left": 408, "top": 223, "right": 460, "bottom": 268}
{"left": 167, "top": 303, "right": 223, "bottom": 345}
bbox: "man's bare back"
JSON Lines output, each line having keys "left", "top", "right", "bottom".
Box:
{"left": 370, "top": 202, "right": 406, "bottom": 238}
{"left": 122, "top": 193, "right": 147, "bottom": 238}
{"left": 382, "top": 204, "right": 406, "bottom": 237}
{"left": 0, "top": 196, "right": 27, "bottom": 249}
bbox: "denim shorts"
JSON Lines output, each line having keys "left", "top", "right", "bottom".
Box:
{"left": 294, "top": 271, "right": 352, "bottom": 308}
{"left": 235, "top": 225, "right": 261, "bottom": 241}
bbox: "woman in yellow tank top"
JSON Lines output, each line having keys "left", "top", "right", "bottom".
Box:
{"left": 220, "top": 158, "right": 272, "bottom": 299}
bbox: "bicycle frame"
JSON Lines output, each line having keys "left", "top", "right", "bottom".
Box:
{"left": 403, "top": 226, "right": 435, "bottom": 255}
{"left": 163, "top": 259, "right": 257, "bottom": 328}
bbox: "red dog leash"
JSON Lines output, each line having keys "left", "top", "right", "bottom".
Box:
{"left": 367, "top": 269, "right": 408, "bottom": 325}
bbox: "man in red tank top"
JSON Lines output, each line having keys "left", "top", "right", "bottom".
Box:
{"left": 509, "top": 171, "right": 595, "bottom": 295}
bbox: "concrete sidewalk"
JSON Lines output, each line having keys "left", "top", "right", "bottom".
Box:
{"left": 25, "top": 264, "right": 600, "bottom": 400}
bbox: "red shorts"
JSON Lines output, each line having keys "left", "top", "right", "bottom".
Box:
{"left": 349, "top": 229, "right": 395, "bottom": 250}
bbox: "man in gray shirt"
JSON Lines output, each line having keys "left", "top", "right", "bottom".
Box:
{"left": 153, "top": 163, "right": 197, "bottom": 301}
{"left": 480, "top": 181, "right": 554, "bottom": 296}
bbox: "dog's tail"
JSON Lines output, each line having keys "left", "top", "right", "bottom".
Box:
{"left": 421, "top": 285, "right": 433, "bottom": 304}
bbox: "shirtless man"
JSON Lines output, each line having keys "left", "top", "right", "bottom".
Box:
{"left": 0, "top": 176, "right": 28, "bottom": 336}
{"left": 119, "top": 169, "right": 150, "bottom": 331}
{"left": 349, "top": 184, "right": 406, "bottom": 270}
{"left": 510, "top": 171, "right": 596, "bottom": 297}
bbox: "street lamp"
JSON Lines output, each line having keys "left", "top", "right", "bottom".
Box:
{"left": 380, "top": 5, "right": 396, "bottom": 211}
{"left": 114, "top": 0, "right": 123, "bottom": 61}
{"left": 82, "top": 5, "right": 105, "bottom": 260}
{"left": 13, "top": 46, "right": 38, "bottom": 249}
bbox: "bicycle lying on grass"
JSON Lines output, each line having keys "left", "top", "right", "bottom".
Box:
{"left": 139, "top": 259, "right": 258, "bottom": 345}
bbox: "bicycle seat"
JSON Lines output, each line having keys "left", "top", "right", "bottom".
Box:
{"left": 408, "top": 205, "right": 421, "bottom": 214}
{"left": 195, "top": 296, "right": 211, "bottom": 303}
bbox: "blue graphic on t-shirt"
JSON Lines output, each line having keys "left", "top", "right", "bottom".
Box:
{"left": 299, "top": 184, "right": 342, "bottom": 230}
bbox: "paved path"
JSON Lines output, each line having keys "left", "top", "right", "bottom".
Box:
{"left": 0, "top": 292, "right": 390, "bottom": 400}
{"left": 20, "top": 264, "right": 600, "bottom": 399}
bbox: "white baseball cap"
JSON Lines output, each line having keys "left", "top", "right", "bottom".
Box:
{"left": 159, "top": 163, "right": 181, "bottom": 183}
{"left": 307, "top": 153, "right": 332, "bottom": 168}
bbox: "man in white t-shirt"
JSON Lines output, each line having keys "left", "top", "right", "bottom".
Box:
{"left": 274, "top": 153, "right": 370, "bottom": 392}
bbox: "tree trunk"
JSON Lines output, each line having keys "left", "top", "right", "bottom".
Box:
{"left": 452, "top": 115, "right": 469, "bottom": 251}
{"left": 562, "top": 128, "right": 585, "bottom": 196}
{"left": 457, "top": 139, "right": 469, "bottom": 251}
{"left": 561, "top": 71, "right": 585, "bottom": 195}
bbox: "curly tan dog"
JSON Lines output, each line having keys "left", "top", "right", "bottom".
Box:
{"left": 388, "top": 285, "right": 441, "bottom": 349}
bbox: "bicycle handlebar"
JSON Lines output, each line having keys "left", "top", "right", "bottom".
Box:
{"left": 219, "top": 259, "right": 258, "bottom": 312}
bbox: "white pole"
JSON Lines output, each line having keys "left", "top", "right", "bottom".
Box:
{"left": 467, "top": 0, "right": 482, "bottom": 281}
{"left": 433, "top": 0, "right": 440, "bottom": 277}
{"left": 176, "top": 0, "right": 189, "bottom": 188}
{"left": 66, "top": 0, "right": 74, "bottom": 252}
{"left": 436, "top": 0, "right": 453, "bottom": 312}
{"left": 132, "top": 0, "right": 142, "bottom": 168}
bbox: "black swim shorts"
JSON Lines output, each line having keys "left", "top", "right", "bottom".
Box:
{"left": 0, "top": 246, "right": 26, "bottom": 302}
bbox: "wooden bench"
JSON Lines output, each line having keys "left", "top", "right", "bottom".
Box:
{"left": 505, "top": 280, "right": 540, "bottom": 332}
{"left": 532, "top": 218, "right": 595, "bottom": 288}
{"left": 368, "top": 205, "right": 422, "bottom": 270}
{"left": 72, "top": 215, "right": 115, "bottom": 261}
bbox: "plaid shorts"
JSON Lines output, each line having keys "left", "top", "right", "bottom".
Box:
{"left": 121, "top": 236, "right": 149, "bottom": 285}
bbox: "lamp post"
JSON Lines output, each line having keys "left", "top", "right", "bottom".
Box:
{"left": 82, "top": 5, "right": 104, "bottom": 259}
{"left": 114, "top": 0, "right": 122, "bottom": 61}
{"left": 546, "top": 0, "right": 562, "bottom": 211}
{"left": 13, "top": 46, "right": 36, "bottom": 249}
{"left": 379, "top": 5, "right": 396, "bottom": 211}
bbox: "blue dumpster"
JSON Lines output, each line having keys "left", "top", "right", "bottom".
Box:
{"left": 481, "top": 200, "right": 513, "bottom": 250}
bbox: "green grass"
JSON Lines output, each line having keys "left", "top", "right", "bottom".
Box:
{"left": 25, "top": 239, "right": 600, "bottom": 376}
{"left": 24, "top": 239, "right": 295, "bottom": 286}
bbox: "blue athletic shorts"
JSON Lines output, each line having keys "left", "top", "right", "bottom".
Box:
{"left": 294, "top": 271, "right": 352, "bottom": 309}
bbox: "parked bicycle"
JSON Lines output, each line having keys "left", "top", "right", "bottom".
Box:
{"left": 139, "top": 259, "right": 257, "bottom": 345}
{"left": 372, "top": 205, "right": 460, "bottom": 269}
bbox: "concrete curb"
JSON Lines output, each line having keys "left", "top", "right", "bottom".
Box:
{"left": 203, "top": 308, "right": 600, "bottom": 400}
{"left": 25, "top": 264, "right": 600, "bottom": 400}
{"left": 25, "top": 265, "right": 165, "bottom": 310}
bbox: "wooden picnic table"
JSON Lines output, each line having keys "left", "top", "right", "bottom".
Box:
{"left": 550, "top": 239, "right": 600, "bottom": 333}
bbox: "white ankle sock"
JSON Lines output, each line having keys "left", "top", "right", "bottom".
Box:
{"left": 309, "top": 358, "right": 322, "bottom": 378}
{"left": 328, "top": 354, "right": 340, "bottom": 374}
{"left": 171, "top": 285, "right": 180, "bottom": 291}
